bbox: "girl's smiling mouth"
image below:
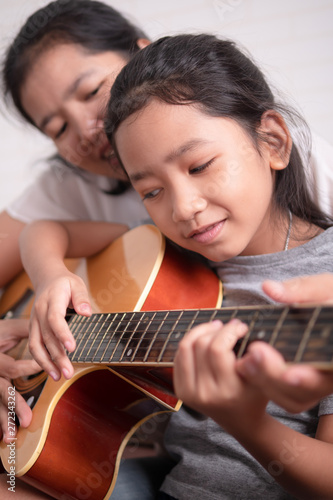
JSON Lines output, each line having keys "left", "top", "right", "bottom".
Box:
{"left": 188, "top": 220, "right": 225, "bottom": 244}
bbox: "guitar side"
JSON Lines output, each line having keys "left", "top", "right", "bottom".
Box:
{"left": 0, "top": 225, "right": 222, "bottom": 500}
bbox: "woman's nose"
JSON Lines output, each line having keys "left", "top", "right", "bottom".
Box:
{"left": 80, "top": 118, "right": 105, "bottom": 145}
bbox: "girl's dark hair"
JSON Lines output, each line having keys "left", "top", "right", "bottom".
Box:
{"left": 106, "top": 34, "right": 332, "bottom": 228}
{"left": 2, "top": 0, "right": 148, "bottom": 125}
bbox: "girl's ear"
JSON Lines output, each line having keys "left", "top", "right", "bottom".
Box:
{"left": 259, "top": 110, "right": 292, "bottom": 171}
{"left": 136, "top": 38, "right": 151, "bottom": 50}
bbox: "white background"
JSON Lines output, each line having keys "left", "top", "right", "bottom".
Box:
{"left": 0, "top": 0, "right": 332, "bottom": 210}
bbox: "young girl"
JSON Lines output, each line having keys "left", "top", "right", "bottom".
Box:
{"left": 19, "top": 34, "right": 333, "bottom": 499}
{"left": 103, "top": 33, "right": 333, "bottom": 499}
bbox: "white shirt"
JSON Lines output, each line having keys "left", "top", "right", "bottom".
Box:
{"left": 7, "top": 165, "right": 148, "bottom": 226}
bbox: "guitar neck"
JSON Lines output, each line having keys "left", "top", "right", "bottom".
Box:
{"left": 68, "top": 304, "right": 333, "bottom": 368}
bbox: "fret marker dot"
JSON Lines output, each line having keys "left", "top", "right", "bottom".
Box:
{"left": 257, "top": 330, "right": 266, "bottom": 339}
{"left": 127, "top": 349, "right": 133, "bottom": 357}
{"left": 174, "top": 332, "right": 181, "bottom": 339}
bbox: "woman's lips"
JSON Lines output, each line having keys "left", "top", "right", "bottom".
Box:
{"left": 190, "top": 220, "right": 225, "bottom": 244}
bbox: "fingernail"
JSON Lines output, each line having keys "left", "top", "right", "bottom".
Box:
{"left": 63, "top": 368, "right": 71, "bottom": 379}
{"left": 80, "top": 303, "right": 91, "bottom": 314}
{"left": 241, "top": 358, "right": 258, "bottom": 375}
{"left": 211, "top": 319, "right": 223, "bottom": 327}
{"left": 50, "top": 371, "right": 60, "bottom": 381}
{"left": 65, "top": 341, "right": 74, "bottom": 352}
{"left": 230, "top": 318, "right": 248, "bottom": 334}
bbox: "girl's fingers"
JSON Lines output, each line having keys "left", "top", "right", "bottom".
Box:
{"left": 236, "top": 341, "right": 333, "bottom": 413}
{"left": 70, "top": 284, "right": 92, "bottom": 317}
{"left": 174, "top": 319, "right": 248, "bottom": 399}
{"left": 34, "top": 290, "right": 76, "bottom": 353}
{"left": 174, "top": 320, "right": 223, "bottom": 394}
{"left": 29, "top": 316, "right": 62, "bottom": 381}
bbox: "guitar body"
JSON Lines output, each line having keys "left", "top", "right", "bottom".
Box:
{"left": 0, "top": 225, "right": 222, "bottom": 500}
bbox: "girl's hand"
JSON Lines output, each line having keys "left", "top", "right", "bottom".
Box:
{"left": 29, "top": 271, "right": 91, "bottom": 381}
{"left": 236, "top": 273, "right": 333, "bottom": 413}
{"left": 174, "top": 319, "right": 269, "bottom": 431}
{"left": 236, "top": 342, "right": 333, "bottom": 413}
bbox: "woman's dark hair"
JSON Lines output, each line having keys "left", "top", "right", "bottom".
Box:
{"left": 2, "top": 0, "right": 148, "bottom": 194}
{"left": 2, "top": 0, "right": 148, "bottom": 126}
{"left": 106, "top": 33, "right": 332, "bottom": 228}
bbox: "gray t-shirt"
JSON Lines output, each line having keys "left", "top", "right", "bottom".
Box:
{"left": 161, "top": 227, "right": 333, "bottom": 500}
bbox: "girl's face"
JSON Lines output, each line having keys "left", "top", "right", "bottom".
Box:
{"left": 115, "top": 100, "right": 287, "bottom": 261}
{"left": 20, "top": 43, "right": 127, "bottom": 178}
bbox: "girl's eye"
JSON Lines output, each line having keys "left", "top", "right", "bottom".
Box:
{"left": 142, "top": 188, "right": 161, "bottom": 201}
{"left": 190, "top": 158, "right": 215, "bottom": 174}
{"left": 55, "top": 123, "right": 67, "bottom": 139}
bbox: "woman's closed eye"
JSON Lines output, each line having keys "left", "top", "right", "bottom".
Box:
{"left": 55, "top": 123, "right": 67, "bottom": 139}
{"left": 86, "top": 85, "right": 102, "bottom": 100}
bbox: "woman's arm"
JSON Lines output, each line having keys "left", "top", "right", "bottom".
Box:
{"left": 236, "top": 274, "right": 333, "bottom": 413}
{"left": 20, "top": 219, "right": 128, "bottom": 381}
{"left": 0, "top": 211, "right": 25, "bottom": 288}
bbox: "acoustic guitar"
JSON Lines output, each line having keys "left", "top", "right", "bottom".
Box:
{"left": 0, "top": 224, "right": 332, "bottom": 500}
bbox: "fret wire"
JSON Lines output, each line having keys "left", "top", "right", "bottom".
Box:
{"left": 128, "top": 311, "right": 149, "bottom": 362}
{"left": 105, "top": 312, "right": 134, "bottom": 362}
{"left": 268, "top": 307, "right": 290, "bottom": 347}
{"left": 210, "top": 309, "right": 219, "bottom": 322}
{"left": 69, "top": 314, "right": 82, "bottom": 340}
{"left": 89, "top": 313, "right": 111, "bottom": 361}
{"left": 130, "top": 311, "right": 165, "bottom": 362}
{"left": 237, "top": 310, "right": 259, "bottom": 358}
{"left": 294, "top": 306, "right": 321, "bottom": 362}
{"left": 187, "top": 309, "right": 200, "bottom": 332}
{"left": 142, "top": 311, "right": 162, "bottom": 362}
{"left": 157, "top": 311, "right": 183, "bottom": 363}
{"left": 96, "top": 313, "right": 120, "bottom": 362}
{"left": 77, "top": 314, "right": 101, "bottom": 362}
{"left": 70, "top": 315, "right": 91, "bottom": 361}
{"left": 81, "top": 313, "right": 110, "bottom": 361}
{"left": 119, "top": 311, "right": 143, "bottom": 362}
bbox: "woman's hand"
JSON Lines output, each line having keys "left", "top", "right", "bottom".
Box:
{"left": 29, "top": 270, "right": 91, "bottom": 381}
{"left": 0, "top": 319, "right": 41, "bottom": 442}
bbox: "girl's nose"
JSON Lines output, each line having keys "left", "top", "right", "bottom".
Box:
{"left": 172, "top": 189, "right": 207, "bottom": 222}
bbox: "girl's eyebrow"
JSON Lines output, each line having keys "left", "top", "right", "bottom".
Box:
{"left": 39, "top": 70, "right": 95, "bottom": 131}
{"left": 129, "top": 138, "right": 212, "bottom": 184}
{"left": 165, "top": 138, "right": 212, "bottom": 163}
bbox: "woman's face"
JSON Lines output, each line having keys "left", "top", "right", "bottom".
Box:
{"left": 20, "top": 43, "right": 127, "bottom": 178}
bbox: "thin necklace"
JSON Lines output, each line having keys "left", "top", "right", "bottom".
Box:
{"left": 284, "top": 210, "right": 292, "bottom": 251}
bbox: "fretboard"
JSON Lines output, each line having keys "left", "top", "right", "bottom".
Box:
{"left": 67, "top": 305, "right": 333, "bottom": 368}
